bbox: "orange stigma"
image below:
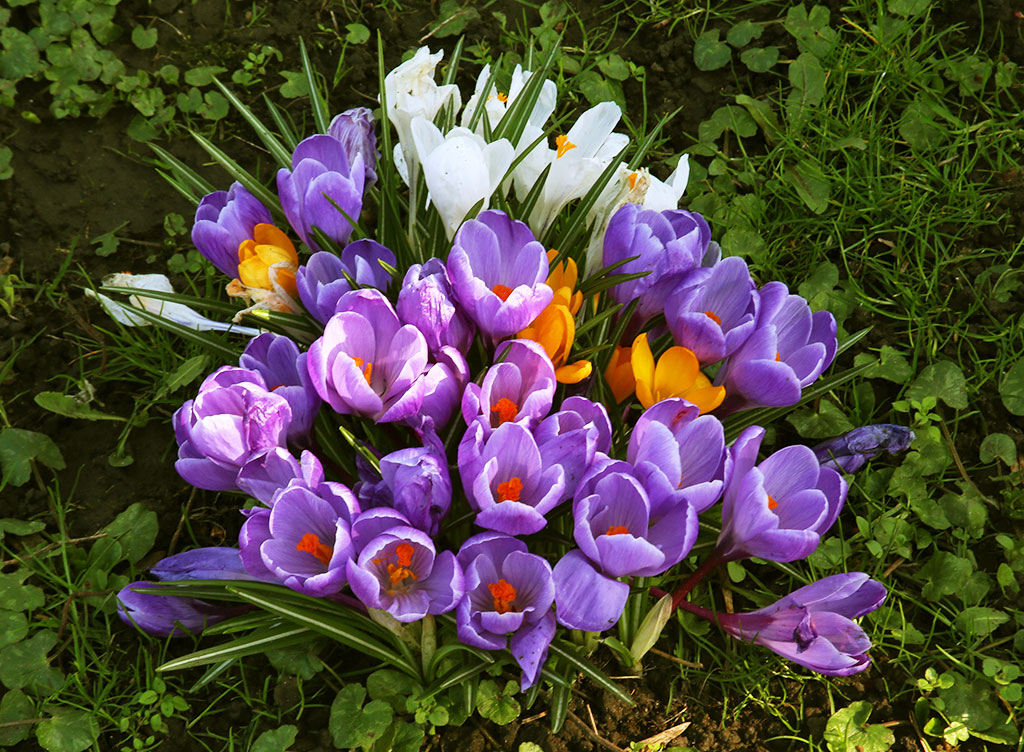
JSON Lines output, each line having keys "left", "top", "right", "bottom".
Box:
{"left": 555, "top": 134, "right": 577, "bottom": 158}
{"left": 491, "top": 397, "right": 519, "bottom": 425}
{"left": 606, "top": 525, "right": 629, "bottom": 536}
{"left": 768, "top": 495, "right": 779, "bottom": 510}
{"left": 628, "top": 171, "right": 639, "bottom": 190}
{"left": 492, "top": 284, "right": 515, "bottom": 301}
{"left": 296, "top": 533, "right": 333, "bottom": 566}
{"left": 488, "top": 579, "right": 517, "bottom": 614}
{"left": 496, "top": 477, "right": 523, "bottom": 502}
{"left": 352, "top": 357, "right": 373, "bottom": 385}
{"left": 775, "top": 352, "right": 782, "bottom": 362}
{"left": 705, "top": 310, "right": 722, "bottom": 325}
{"left": 386, "top": 543, "right": 418, "bottom": 587}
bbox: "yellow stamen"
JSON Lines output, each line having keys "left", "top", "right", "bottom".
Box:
{"left": 496, "top": 92, "right": 508, "bottom": 102}
{"left": 555, "top": 134, "right": 577, "bottom": 158}
{"left": 295, "top": 533, "right": 332, "bottom": 566}
{"left": 768, "top": 495, "right": 779, "bottom": 511}
{"left": 491, "top": 397, "right": 519, "bottom": 425}
{"left": 488, "top": 579, "right": 517, "bottom": 614}
{"left": 384, "top": 543, "right": 418, "bottom": 587}
{"left": 496, "top": 477, "right": 523, "bottom": 503}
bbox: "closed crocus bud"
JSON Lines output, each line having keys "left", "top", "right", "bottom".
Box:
{"left": 191, "top": 182, "right": 273, "bottom": 277}
{"left": 812, "top": 424, "right": 916, "bottom": 473}
{"left": 296, "top": 241, "right": 397, "bottom": 325}
{"left": 150, "top": 547, "right": 259, "bottom": 581}
{"left": 328, "top": 107, "right": 379, "bottom": 187}
{"left": 378, "top": 431, "right": 452, "bottom": 536}
{"left": 239, "top": 333, "right": 321, "bottom": 443}
{"left": 397, "top": 258, "right": 476, "bottom": 354}
{"left": 117, "top": 582, "right": 243, "bottom": 637}
{"left": 277, "top": 134, "right": 366, "bottom": 252}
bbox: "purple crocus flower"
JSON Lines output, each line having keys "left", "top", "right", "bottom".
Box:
{"left": 459, "top": 420, "right": 566, "bottom": 536}
{"left": 415, "top": 346, "right": 470, "bottom": 434}
{"left": 117, "top": 582, "right": 243, "bottom": 637}
{"left": 150, "top": 547, "right": 262, "bottom": 581}
{"left": 462, "top": 339, "right": 556, "bottom": 436}
{"left": 237, "top": 448, "right": 325, "bottom": 505}
{"left": 328, "top": 107, "right": 379, "bottom": 187}
{"left": 714, "top": 426, "right": 847, "bottom": 564}
{"left": 347, "top": 526, "right": 463, "bottom": 622}
{"left": 296, "top": 240, "right": 397, "bottom": 325}
{"left": 374, "top": 431, "right": 452, "bottom": 536}
{"left": 239, "top": 480, "right": 359, "bottom": 596}
{"left": 277, "top": 134, "right": 366, "bottom": 252}
{"left": 173, "top": 366, "right": 292, "bottom": 491}
{"left": 626, "top": 399, "right": 727, "bottom": 515}
{"left": 716, "top": 283, "right": 837, "bottom": 414}
{"left": 665, "top": 256, "right": 759, "bottom": 365}
{"left": 191, "top": 182, "right": 273, "bottom": 277}
{"left": 812, "top": 424, "right": 916, "bottom": 473}
{"left": 603, "top": 204, "right": 710, "bottom": 321}
{"left": 533, "top": 396, "right": 612, "bottom": 497}
{"left": 306, "top": 289, "right": 430, "bottom": 423}
{"left": 239, "top": 333, "right": 321, "bottom": 442}
{"left": 456, "top": 533, "right": 556, "bottom": 690}
{"left": 446, "top": 209, "right": 553, "bottom": 342}
{"left": 397, "top": 258, "right": 476, "bottom": 354}
{"left": 702, "top": 572, "right": 886, "bottom": 676}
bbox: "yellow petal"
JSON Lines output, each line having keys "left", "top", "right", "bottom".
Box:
{"left": 684, "top": 385, "right": 726, "bottom": 414}
{"left": 654, "top": 346, "right": 699, "bottom": 402}
{"left": 238, "top": 254, "right": 270, "bottom": 288}
{"left": 630, "top": 333, "right": 655, "bottom": 394}
{"left": 604, "top": 347, "right": 635, "bottom": 403}
{"left": 253, "top": 223, "right": 297, "bottom": 261}
{"left": 556, "top": 360, "right": 592, "bottom": 384}
{"left": 254, "top": 243, "right": 296, "bottom": 267}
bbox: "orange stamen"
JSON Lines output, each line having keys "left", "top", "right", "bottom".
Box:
{"left": 492, "top": 284, "right": 515, "bottom": 301}
{"left": 352, "top": 357, "right": 373, "bottom": 385}
{"left": 775, "top": 352, "right": 782, "bottom": 362}
{"left": 768, "top": 495, "right": 779, "bottom": 510}
{"left": 628, "top": 171, "right": 639, "bottom": 190}
{"left": 705, "top": 310, "right": 722, "bottom": 326}
{"left": 496, "top": 477, "right": 523, "bottom": 502}
{"left": 491, "top": 397, "right": 519, "bottom": 425}
{"left": 488, "top": 579, "right": 517, "bottom": 614}
{"left": 296, "top": 533, "right": 333, "bottom": 566}
{"left": 496, "top": 92, "right": 508, "bottom": 102}
{"left": 606, "top": 525, "right": 629, "bottom": 536}
{"left": 555, "top": 134, "right": 577, "bottom": 158}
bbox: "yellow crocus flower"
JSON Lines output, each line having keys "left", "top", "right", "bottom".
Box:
{"left": 237, "top": 223, "right": 299, "bottom": 297}
{"left": 630, "top": 332, "right": 725, "bottom": 413}
{"left": 519, "top": 304, "right": 592, "bottom": 384}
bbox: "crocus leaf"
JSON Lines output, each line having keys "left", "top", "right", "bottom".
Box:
{"left": 0, "top": 428, "right": 65, "bottom": 487}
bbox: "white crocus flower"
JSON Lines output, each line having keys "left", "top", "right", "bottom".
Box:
{"left": 411, "top": 118, "right": 515, "bottom": 239}
{"left": 383, "top": 47, "right": 462, "bottom": 178}
{"left": 583, "top": 157, "right": 691, "bottom": 275}
{"left": 512, "top": 101, "right": 629, "bottom": 237}
{"left": 460, "top": 64, "right": 557, "bottom": 136}
{"left": 87, "top": 273, "right": 260, "bottom": 335}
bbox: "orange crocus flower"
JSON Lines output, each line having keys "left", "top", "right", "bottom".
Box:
{"left": 630, "top": 333, "right": 725, "bottom": 413}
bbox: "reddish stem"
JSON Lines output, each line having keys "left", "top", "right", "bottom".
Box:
{"left": 669, "top": 552, "right": 725, "bottom": 610}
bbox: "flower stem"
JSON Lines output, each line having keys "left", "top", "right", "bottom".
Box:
{"left": 670, "top": 552, "right": 724, "bottom": 610}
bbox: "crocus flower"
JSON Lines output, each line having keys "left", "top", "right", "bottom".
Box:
{"left": 239, "top": 333, "right": 321, "bottom": 442}
{"left": 150, "top": 547, "right": 261, "bottom": 581}
{"left": 458, "top": 421, "right": 566, "bottom": 536}
{"left": 277, "top": 134, "right": 365, "bottom": 252}
{"left": 306, "top": 289, "right": 430, "bottom": 423}
{"left": 239, "top": 480, "right": 359, "bottom": 596}
{"left": 461, "top": 339, "right": 556, "bottom": 436}
{"left": 716, "top": 283, "right": 837, "bottom": 414}
{"left": 447, "top": 210, "right": 553, "bottom": 343}
{"left": 328, "top": 107, "right": 379, "bottom": 187}
{"left": 812, "top": 425, "right": 916, "bottom": 473}
{"left": 603, "top": 345, "right": 636, "bottom": 403}
{"left": 410, "top": 118, "right": 515, "bottom": 239}
{"left": 698, "top": 572, "right": 886, "bottom": 676}
{"left": 533, "top": 396, "right": 612, "bottom": 496}
{"left": 630, "top": 333, "right": 725, "bottom": 413}
{"left": 173, "top": 366, "right": 292, "bottom": 491}
{"left": 191, "top": 182, "right": 273, "bottom": 277}
{"left": 347, "top": 526, "right": 463, "bottom": 622}
{"left": 296, "top": 240, "right": 397, "bottom": 324}
{"left": 237, "top": 448, "right": 324, "bottom": 505}
{"left": 415, "top": 346, "right": 470, "bottom": 433}
{"left": 228, "top": 223, "right": 301, "bottom": 313}
{"left": 460, "top": 63, "right": 556, "bottom": 135}
{"left": 117, "top": 583, "right": 243, "bottom": 637}
{"left": 518, "top": 304, "right": 591, "bottom": 384}
{"left": 397, "top": 258, "right": 475, "bottom": 354}
{"left": 665, "top": 257, "right": 759, "bottom": 365}
{"left": 456, "top": 533, "right": 556, "bottom": 690}
{"left": 714, "top": 426, "right": 848, "bottom": 564}
{"left": 551, "top": 550, "right": 629, "bottom": 633}
{"left": 374, "top": 431, "right": 452, "bottom": 536}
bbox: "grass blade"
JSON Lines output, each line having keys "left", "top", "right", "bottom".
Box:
{"left": 212, "top": 77, "right": 292, "bottom": 169}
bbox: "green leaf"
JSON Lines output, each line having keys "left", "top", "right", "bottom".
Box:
{"left": 727, "top": 19, "right": 763, "bottom": 47}
{"left": 278, "top": 70, "right": 309, "bottom": 99}
{"left": 786, "top": 52, "right": 826, "bottom": 127}
{"left": 824, "top": 701, "right": 895, "bottom": 752}
{"left": 198, "top": 90, "right": 228, "bottom": 120}
{"left": 953, "top": 607, "right": 1010, "bottom": 638}
{"left": 920, "top": 552, "right": 974, "bottom": 601}
{"left": 784, "top": 4, "right": 837, "bottom": 57}
{"left": 899, "top": 96, "right": 946, "bottom": 150}
{"left": 126, "top": 114, "right": 158, "bottom": 142}
{"left": 980, "top": 433, "right": 1016, "bottom": 466}
{"left": 0, "top": 631, "right": 64, "bottom": 694}
{"left": 575, "top": 70, "right": 624, "bottom": 108}
{"left": 476, "top": 679, "right": 520, "bottom": 725}
{"left": 598, "top": 53, "right": 631, "bottom": 81}
{"left": 34, "top": 392, "right": 125, "bottom": 421}
{"left": 629, "top": 594, "right": 672, "bottom": 663}
{"left": 345, "top": 23, "right": 370, "bottom": 44}
{"left": 786, "top": 401, "right": 854, "bottom": 438}
{"left": 36, "top": 707, "right": 98, "bottom": 752}
{"left": 0, "top": 146, "right": 12, "bottom": 181}
{"left": 0, "top": 27, "right": 43, "bottom": 79}
{"left": 427, "top": 0, "right": 481, "bottom": 38}
{"left": 0, "top": 610, "right": 28, "bottom": 650}
{"left": 0, "top": 689, "right": 35, "bottom": 747}
{"left": 159, "top": 355, "right": 210, "bottom": 397}
{"left": 887, "top": 0, "right": 931, "bottom": 14}
{"left": 694, "top": 29, "right": 732, "bottom": 71}
{"left": 131, "top": 26, "right": 157, "bottom": 50}
{"left": 0, "top": 518, "right": 45, "bottom": 540}
{"left": 251, "top": 725, "right": 297, "bottom": 752}
{"left": 185, "top": 66, "right": 227, "bottom": 86}
{"left": 367, "top": 669, "right": 421, "bottom": 712}
{"left": 329, "top": 685, "right": 393, "bottom": 748}
{"left": 0, "top": 571, "right": 43, "bottom": 613}
{"left": 999, "top": 358, "right": 1024, "bottom": 416}
{"left": 698, "top": 105, "right": 758, "bottom": 143}
{"left": 0, "top": 428, "right": 65, "bottom": 487}
{"left": 267, "top": 643, "right": 322, "bottom": 680}
{"left": 784, "top": 159, "right": 831, "bottom": 214}
{"left": 740, "top": 46, "right": 778, "bottom": 72}
{"left": 906, "top": 361, "right": 967, "bottom": 409}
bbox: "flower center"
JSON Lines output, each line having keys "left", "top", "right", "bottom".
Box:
{"left": 295, "top": 533, "right": 333, "bottom": 566}
{"left": 605, "top": 525, "right": 629, "bottom": 536}
{"left": 555, "top": 134, "right": 577, "bottom": 158}
{"left": 491, "top": 397, "right": 519, "bottom": 425}
{"left": 705, "top": 310, "right": 722, "bottom": 325}
{"left": 492, "top": 284, "right": 515, "bottom": 301}
{"left": 628, "top": 171, "right": 639, "bottom": 189}
{"left": 775, "top": 352, "right": 781, "bottom": 362}
{"left": 496, "top": 477, "right": 523, "bottom": 502}
{"left": 386, "top": 542, "right": 418, "bottom": 587}
{"left": 488, "top": 579, "right": 517, "bottom": 614}
{"left": 352, "top": 357, "right": 374, "bottom": 385}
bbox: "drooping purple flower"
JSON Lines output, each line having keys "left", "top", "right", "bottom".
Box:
{"left": 397, "top": 258, "right": 476, "bottom": 354}
{"left": 533, "top": 396, "right": 612, "bottom": 497}
{"left": 714, "top": 426, "right": 848, "bottom": 564}
{"left": 715, "top": 283, "right": 837, "bottom": 414}
{"left": 191, "top": 182, "right": 273, "bottom": 277}
{"left": 374, "top": 431, "right": 452, "bottom": 536}
{"left": 306, "top": 289, "right": 430, "bottom": 423}
{"left": 277, "top": 134, "right": 366, "bottom": 252}
{"left": 238, "top": 480, "right": 359, "bottom": 596}
{"left": 239, "top": 333, "right": 321, "bottom": 441}
{"left": 459, "top": 420, "right": 566, "bottom": 536}
{"left": 627, "top": 399, "right": 727, "bottom": 515}
{"left": 456, "top": 533, "right": 556, "bottom": 690}
{"left": 812, "top": 424, "right": 916, "bottom": 473}
{"left": 328, "top": 107, "right": 379, "bottom": 187}
{"left": 117, "top": 582, "right": 244, "bottom": 637}
{"left": 237, "top": 448, "right": 325, "bottom": 505}
{"left": 665, "top": 256, "right": 759, "bottom": 365}
{"left": 346, "top": 526, "right": 463, "bottom": 622}
{"left": 603, "top": 204, "right": 710, "bottom": 321}
{"left": 462, "top": 339, "right": 556, "bottom": 436}
{"left": 446, "top": 209, "right": 553, "bottom": 342}
{"left": 702, "top": 572, "right": 886, "bottom": 676}
{"left": 173, "top": 366, "right": 292, "bottom": 491}
{"left": 296, "top": 240, "right": 397, "bottom": 325}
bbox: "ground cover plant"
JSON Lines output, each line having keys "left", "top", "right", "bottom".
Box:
{"left": 0, "top": 1, "right": 1022, "bottom": 751}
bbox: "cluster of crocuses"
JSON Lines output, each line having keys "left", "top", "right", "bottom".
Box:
{"left": 114, "top": 47, "right": 915, "bottom": 687}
